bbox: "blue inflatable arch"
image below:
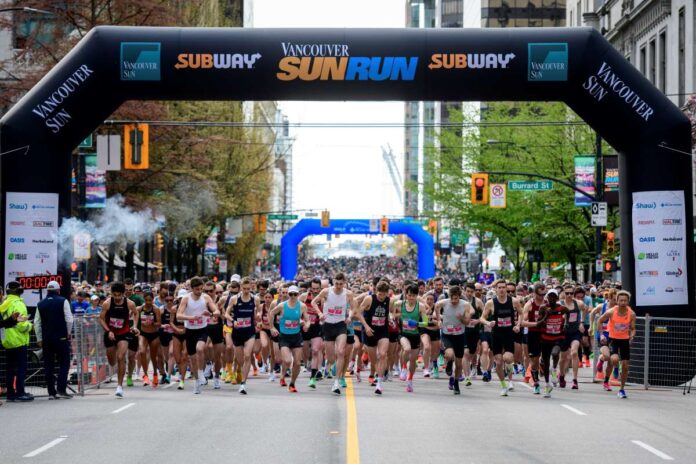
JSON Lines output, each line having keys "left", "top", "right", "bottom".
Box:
{"left": 280, "top": 219, "right": 434, "bottom": 280}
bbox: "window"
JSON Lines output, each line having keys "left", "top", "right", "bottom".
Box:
{"left": 678, "top": 7, "right": 685, "bottom": 106}
{"left": 658, "top": 30, "right": 666, "bottom": 93}
{"left": 639, "top": 46, "right": 646, "bottom": 76}
{"left": 649, "top": 37, "right": 656, "bottom": 84}
{"left": 576, "top": 0, "right": 581, "bottom": 26}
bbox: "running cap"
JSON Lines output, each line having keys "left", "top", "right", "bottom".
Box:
{"left": 532, "top": 281, "right": 546, "bottom": 292}
{"left": 288, "top": 285, "right": 300, "bottom": 294}
{"left": 90, "top": 295, "right": 99, "bottom": 301}
{"left": 230, "top": 274, "right": 241, "bottom": 282}
{"left": 546, "top": 289, "right": 559, "bottom": 297}
{"left": 46, "top": 280, "right": 61, "bottom": 290}
{"left": 177, "top": 289, "right": 189, "bottom": 298}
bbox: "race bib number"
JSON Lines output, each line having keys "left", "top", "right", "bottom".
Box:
{"left": 164, "top": 325, "right": 173, "bottom": 334}
{"left": 402, "top": 319, "right": 413, "bottom": 329}
{"left": 109, "top": 318, "right": 125, "bottom": 329}
{"left": 262, "top": 314, "right": 269, "bottom": 324}
{"left": 284, "top": 320, "right": 299, "bottom": 329}
{"left": 141, "top": 314, "right": 154, "bottom": 325}
{"left": 310, "top": 314, "right": 319, "bottom": 324}
{"left": 194, "top": 317, "right": 206, "bottom": 326}
{"left": 445, "top": 324, "right": 462, "bottom": 334}
{"left": 569, "top": 312, "right": 578, "bottom": 323}
{"left": 327, "top": 307, "right": 343, "bottom": 316}
{"left": 498, "top": 317, "right": 512, "bottom": 328}
{"left": 372, "top": 316, "right": 386, "bottom": 327}
{"left": 547, "top": 319, "right": 562, "bottom": 335}
{"left": 614, "top": 323, "right": 629, "bottom": 332}
{"left": 236, "top": 317, "right": 252, "bottom": 328}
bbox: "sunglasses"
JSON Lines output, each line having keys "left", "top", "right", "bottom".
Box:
{"left": 165, "top": 299, "right": 174, "bottom": 302}
{"left": 288, "top": 292, "right": 298, "bottom": 297}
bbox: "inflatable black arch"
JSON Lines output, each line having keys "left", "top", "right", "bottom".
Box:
{"left": 0, "top": 27, "right": 693, "bottom": 320}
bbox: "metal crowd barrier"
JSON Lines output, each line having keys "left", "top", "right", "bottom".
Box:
{"left": 73, "top": 314, "right": 114, "bottom": 395}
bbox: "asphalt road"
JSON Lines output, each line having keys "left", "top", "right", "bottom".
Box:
{"left": 2, "top": 366, "right": 695, "bottom": 463}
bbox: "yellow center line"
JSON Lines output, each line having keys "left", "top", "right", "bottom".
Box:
{"left": 345, "top": 377, "right": 360, "bottom": 464}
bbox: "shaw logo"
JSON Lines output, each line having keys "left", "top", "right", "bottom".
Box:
{"left": 9, "top": 237, "right": 24, "bottom": 243}
{"left": 639, "top": 270, "right": 658, "bottom": 277}
{"left": 637, "top": 252, "right": 658, "bottom": 260}
{"left": 9, "top": 203, "right": 27, "bottom": 210}
{"left": 665, "top": 268, "right": 683, "bottom": 277}
{"left": 7, "top": 253, "right": 27, "bottom": 261}
{"left": 635, "top": 202, "right": 656, "bottom": 209}
{"left": 642, "top": 286, "right": 655, "bottom": 296}
{"left": 32, "top": 221, "right": 54, "bottom": 227}
{"left": 639, "top": 236, "right": 655, "bottom": 243}
{"left": 428, "top": 53, "right": 515, "bottom": 70}
{"left": 175, "top": 53, "right": 261, "bottom": 70}
{"left": 637, "top": 220, "right": 655, "bottom": 225}
{"left": 663, "top": 237, "right": 683, "bottom": 242}
{"left": 527, "top": 43, "right": 568, "bottom": 81}
{"left": 663, "top": 219, "right": 682, "bottom": 225}
{"left": 9, "top": 221, "right": 25, "bottom": 226}
{"left": 121, "top": 42, "right": 161, "bottom": 81}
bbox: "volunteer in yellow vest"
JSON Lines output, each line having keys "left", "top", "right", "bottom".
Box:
{"left": 597, "top": 290, "right": 636, "bottom": 399}
{"left": 0, "top": 281, "right": 33, "bottom": 402}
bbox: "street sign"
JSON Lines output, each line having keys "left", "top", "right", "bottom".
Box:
{"left": 508, "top": 180, "right": 553, "bottom": 191}
{"left": 591, "top": 201, "right": 608, "bottom": 226}
{"left": 490, "top": 183, "right": 506, "bottom": 208}
{"left": 79, "top": 134, "right": 93, "bottom": 149}
{"left": 595, "top": 259, "right": 603, "bottom": 273}
{"left": 304, "top": 212, "right": 318, "bottom": 217}
{"left": 268, "top": 214, "right": 298, "bottom": 220}
{"left": 451, "top": 229, "right": 469, "bottom": 246}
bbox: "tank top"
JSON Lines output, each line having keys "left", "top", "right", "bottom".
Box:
{"left": 465, "top": 297, "right": 481, "bottom": 331}
{"left": 541, "top": 304, "right": 567, "bottom": 341}
{"left": 324, "top": 287, "right": 348, "bottom": 324}
{"left": 441, "top": 299, "right": 465, "bottom": 335}
{"left": 279, "top": 300, "right": 301, "bottom": 335}
{"left": 528, "top": 300, "right": 542, "bottom": 333}
{"left": 184, "top": 294, "right": 208, "bottom": 330}
{"left": 139, "top": 305, "right": 157, "bottom": 332}
{"left": 400, "top": 301, "right": 420, "bottom": 335}
{"left": 608, "top": 307, "right": 632, "bottom": 340}
{"left": 492, "top": 297, "right": 514, "bottom": 332}
{"left": 107, "top": 298, "right": 130, "bottom": 336}
{"left": 565, "top": 300, "right": 582, "bottom": 334}
{"left": 233, "top": 294, "right": 256, "bottom": 333}
{"left": 364, "top": 295, "right": 390, "bottom": 329}
{"left": 598, "top": 301, "right": 610, "bottom": 337}
{"left": 306, "top": 293, "right": 321, "bottom": 326}
{"left": 160, "top": 306, "right": 174, "bottom": 334}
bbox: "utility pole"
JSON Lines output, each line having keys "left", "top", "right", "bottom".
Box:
{"left": 594, "top": 132, "right": 603, "bottom": 283}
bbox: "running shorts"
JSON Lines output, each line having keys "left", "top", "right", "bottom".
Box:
{"left": 364, "top": 329, "right": 389, "bottom": 348}
{"left": 441, "top": 333, "right": 466, "bottom": 358}
{"left": 173, "top": 332, "right": 186, "bottom": 344}
{"left": 103, "top": 331, "right": 132, "bottom": 349}
{"left": 561, "top": 331, "right": 583, "bottom": 351}
{"left": 279, "top": 332, "right": 304, "bottom": 349}
{"left": 479, "top": 331, "right": 492, "bottom": 346}
{"left": 303, "top": 324, "right": 322, "bottom": 341}
{"left": 514, "top": 330, "right": 527, "bottom": 345}
{"left": 609, "top": 338, "right": 630, "bottom": 360}
{"left": 419, "top": 327, "right": 441, "bottom": 342}
{"left": 491, "top": 330, "right": 515, "bottom": 355}
{"left": 185, "top": 328, "right": 208, "bottom": 355}
{"left": 527, "top": 331, "right": 542, "bottom": 357}
{"left": 232, "top": 329, "right": 255, "bottom": 347}
{"left": 207, "top": 322, "right": 224, "bottom": 345}
{"left": 159, "top": 332, "right": 172, "bottom": 347}
{"left": 400, "top": 333, "right": 421, "bottom": 350}
{"left": 322, "top": 321, "right": 347, "bottom": 342}
{"left": 128, "top": 332, "right": 139, "bottom": 352}
{"left": 140, "top": 331, "right": 159, "bottom": 344}
{"left": 346, "top": 335, "right": 355, "bottom": 345}
{"left": 464, "top": 328, "right": 480, "bottom": 353}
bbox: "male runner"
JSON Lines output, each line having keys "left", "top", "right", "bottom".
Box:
{"left": 521, "top": 282, "right": 546, "bottom": 394}
{"left": 299, "top": 278, "right": 324, "bottom": 388}
{"left": 536, "top": 289, "right": 567, "bottom": 398}
{"left": 419, "top": 292, "right": 441, "bottom": 379}
{"left": 391, "top": 284, "right": 428, "bottom": 392}
{"left": 597, "top": 290, "right": 636, "bottom": 399}
{"left": 559, "top": 285, "right": 587, "bottom": 389}
{"left": 463, "top": 282, "right": 484, "bottom": 386}
{"left": 137, "top": 291, "right": 161, "bottom": 387}
{"left": 225, "top": 277, "right": 260, "bottom": 394}
{"left": 203, "top": 281, "right": 224, "bottom": 389}
{"left": 357, "top": 281, "right": 391, "bottom": 395}
{"left": 435, "top": 286, "right": 471, "bottom": 395}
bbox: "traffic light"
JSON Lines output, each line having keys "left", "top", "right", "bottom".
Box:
{"left": 606, "top": 231, "right": 615, "bottom": 254}
{"left": 254, "top": 214, "right": 267, "bottom": 233}
{"left": 380, "top": 216, "right": 389, "bottom": 234}
{"left": 321, "top": 210, "right": 330, "bottom": 228}
{"left": 123, "top": 123, "right": 149, "bottom": 169}
{"left": 155, "top": 232, "right": 164, "bottom": 250}
{"left": 428, "top": 219, "right": 437, "bottom": 236}
{"left": 604, "top": 260, "right": 617, "bottom": 272}
{"left": 471, "top": 173, "right": 489, "bottom": 205}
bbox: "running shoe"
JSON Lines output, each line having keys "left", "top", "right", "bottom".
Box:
{"left": 288, "top": 384, "right": 298, "bottom": 393}
{"left": 331, "top": 363, "right": 337, "bottom": 377}
{"left": 214, "top": 378, "right": 221, "bottom": 390}
{"left": 453, "top": 383, "right": 461, "bottom": 395}
{"left": 204, "top": 363, "right": 212, "bottom": 379}
{"left": 543, "top": 385, "right": 552, "bottom": 398}
{"left": 423, "top": 369, "right": 431, "bottom": 378}
{"left": 126, "top": 375, "right": 134, "bottom": 387}
{"left": 177, "top": 380, "right": 184, "bottom": 390}
{"left": 239, "top": 384, "right": 247, "bottom": 395}
{"left": 448, "top": 376, "right": 455, "bottom": 391}
{"left": 268, "top": 372, "right": 277, "bottom": 382}
{"left": 445, "top": 361, "right": 453, "bottom": 377}
{"left": 374, "top": 384, "right": 383, "bottom": 395}
{"left": 393, "top": 368, "right": 400, "bottom": 378}
{"left": 355, "top": 369, "right": 361, "bottom": 383}
{"left": 618, "top": 389, "right": 627, "bottom": 399}
{"left": 224, "top": 372, "right": 232, "bottom": 383}
{"left": 400, "top": 369, "right": 408, "bottom": 381}
{"left": 438, "top": 354, "right": 445, "bottom": 366}
{"left": 603, "top": 381, "right": 612, "bottom": 392}
{"left": 235, "top": 372, "right": 243, "bottom": 384}
{"left": 193, "top": 383, "right": 201, "bottom": 395}
{"left": 308, "top": 377, "right": 317, "bottom": 389}
{"left": 259, "top": 364, "right": 267, "bottom": 374}
{"left": 533, "top": 385, "right": 541, "bottom": 395}
{"left": 572, "top": 379, "right": 579, "bottom": 390}
{"left": 143, "top": 375, "right": 150, "bottom": 387}
{"left": 339, "top": 377, "right": 347, "bottom": 388}
{"left": 280, "top": 377, "right": 287, "bottom": 387}
{"left": 368, "top": 376, "right": 376, "bottom": 386}
{"left": 152, "top": 374, "right": 158, "bottom": 387}
{"left": 507, "top": 382, "right": 515, "bottom": 391}
{"left": 253, "top": 367, "right": 258, "bottom": 377}
{"left": 476, "top": 364, "right": 483, "bottom": 376}
{"left": 559, "top": 375, "right": 566, "bottom": 388}
{"left": 315, "top": 370, "right": 323, "bottom": 380}
{"left": 500, "top": 385, "right": 509, "bottom": 397}
{"left": 332, "top": 381, "right": 341, "bottom": 395}
{"left": 115, "top": 386, "right": 124, "bottom": 398}
{"left": 464, "top": 377, "right": 472, "bottom": 387}
{"left": 458, "top": 375, "right": 465, "bottom": 382}
{"left": 551, "top": 369, "right": 558, "bottom": 387}
{"left": 433, "top": 366, "right": 440, "bottom": 379}
{"left": 406, "top": 380, "right": 413, "bottom": 393}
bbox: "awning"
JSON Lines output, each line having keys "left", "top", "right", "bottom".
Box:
{"left": 97, "top": 245, "right": 126, "bottom": 268}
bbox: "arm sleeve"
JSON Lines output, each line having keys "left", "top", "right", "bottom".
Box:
{"left": 34, "top": 309, "right": 42, "bottom": 342}
{"left": 64, "top": 300, "right": 74, "bottom": 335}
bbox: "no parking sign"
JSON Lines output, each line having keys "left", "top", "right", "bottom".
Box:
{"left": 490, "top": 183, "right": 506, "bottom": 208}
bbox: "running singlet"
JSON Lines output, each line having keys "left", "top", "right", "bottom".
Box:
{"left": 139, "top": 306, "right": 157, "bottom": 331}
{"left": 364, "top": 295, "right": 390, "bottom": 329}
{"left": 541, "top": 304, "right": 566, "bottom": 341}
{"left": 183, "top": 295, "right": 208, "bottom": 330}
{"left": 160, "top": 307, "right": 174, "bottom": 333}
{"left": 441, "top": 299, "right": 465, "bottom": 335}
{"left": 597, "top": 302, "right": 609, "bottom": 338}
{"left": 323, "top": 288, "right": 347, "bottom": 324}
{"left": 608, "top": 307, "right": 632, "bottom": 340}
{"left": 306, "top": 293, "right": 322, "bottom": 326}
{"left": 465, "top": 297, "right": 482, "bottom": 331}
{"left": 527, "top": 300, "right": 542, "bottom": 332}
{"left": 107, "top": 298, "right": 130, "bottom": 336}
{"left": 400, "top": 301, "right": 420, "bottom": 335}
{"left": 492, "top": 297, "right": 515, "bottom": 332}
{"left": 279, "top": 301, "right": 302, "bottom": 335}
{"left": 233, "top": 295, "right": 256, "bottom": 334}
{"left": 565, "top": 300, "right": 582, "bottom": 335}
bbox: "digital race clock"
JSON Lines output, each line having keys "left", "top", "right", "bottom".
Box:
{"left": 15, "top": 275, "right": 63, "bottom": 290}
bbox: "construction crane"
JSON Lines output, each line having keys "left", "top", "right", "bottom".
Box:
{"left": 381, "top": 145, "right": 403, "bottom": 207}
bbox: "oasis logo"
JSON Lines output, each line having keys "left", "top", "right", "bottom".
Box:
{"left": 637, "top": 252, "right": 658, "bottom": 260}
{"left": 638, "top": 236, "right": 655, "bottom": 243}
{"left": 9, "top": 203, "right": 27, "bottom": 210}
{"left": 665, "top": 268, "right": 683, "bottom": 277}
{"left": 663, "top": 219, "right": 681, "bottom": 225}
{"left": 33, "top": 221, "right": 54, "bottom": 227}
{"left": 582, "top": 61, "right": 654, "bottom": 121}
{"left": 428, "top": 53, "right": 515, "bottom": 70}
{"left": 635, "top": 202, "right": 656, "bottom": 209}
{"left": 7, "top": 253, "right": 27, "bottom": 261}
{"left": 31, "top": 64, "right": 94, "bottom": 134}
{"left": 527, "top": 43, "right": 567, "bottom": 81}
{"left": 637, "top": 220, "right": 655, "bottom": 225}
{"left": 121, "top": 42, "right": 161, "bottom": 81}
{"left": 175, "top": 53, "right": 261, "bottom": 70}
{"left": 9, "top": 237, "right": 24, "bottom": 243}
{"left": 276, "top": 42, "right": 418, "bottom": 82}
{"left": 639, "top": 270, "right": 658, "bottom": 277}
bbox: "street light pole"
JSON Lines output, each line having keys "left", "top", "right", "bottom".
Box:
{"left": 595, "top": 132, "right": 604, "bottom": 283}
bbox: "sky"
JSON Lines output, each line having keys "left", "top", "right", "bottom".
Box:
{"left": 250, "top": 0, "right": 406, "bottom": 221}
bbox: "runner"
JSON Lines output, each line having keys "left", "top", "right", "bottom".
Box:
{"left": 309, "top": 273, "right": 355, "bottom": 395}
{"left": 171, "top": 291, "right": 189, "bottom": 390}
{"left": 480, "top": 279, "right": 524, "bottom": 397}
{"left": 591, "top": 288, "right": 616, "bottom": 389}
{"left": 137, "top": 291, "right": 162, "bottom": 388}
{"left": 462, "top": 282, "right": 484, "bottom": 386}
{"left": 269, "top": 285, "right": 311, "bottom": 393}
{"left": 356, "top": 280, "right": 391, "bottom": 395}
{"left": 176, "top": 277, "right": 220, "bottom": 394}
{"left": 559, "top": 285, "right": 588, "bottom": 389}
{"left": 259, "top": 291, "right": 278, "bottom": 382}
{"left": 521, "top": 282, "right": 546, "bottom": 394}
{"left": 225, "top": 277, "right": 260, "bottom": 394}
{"left": 221, "top": 280, "right": 240, "bottom": 384}
{"left": 98, "top": 282, "right": 140, "bottom": 398}
{"left": 299, "top": 278, "right": 324, "bottom": 388}
{"left": 255, "top": 280, "right": 271, "bottom": 375}
{"left": 435, "top": 286, "right": 471, "bottom": 395}
{"left": 535, "top": 289, "right": 568, "bottom": 398}
{"left": 419, "top": 292, "right": 441, "bottom": 379}
{"left": 597, "top": 290, "right": 636, "bottom": 399}
{"left": 391, "top": 283, "right": 428, "bottom": 392}
{"left": 204, "top": 281, "right": 225, "bottom": 389}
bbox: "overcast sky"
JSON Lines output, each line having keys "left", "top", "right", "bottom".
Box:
{"left": 251, "top": 0, "right": 406, "bottom": 222}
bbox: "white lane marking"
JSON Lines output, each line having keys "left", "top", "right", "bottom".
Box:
{"left": 111, "top": 402, "right": 136, "bottom": 414}
{"left": 517, "top": 381, "right": 533, "bottom": 390}
{"left": 631, "top": 440, "right": 674, "bottom": 460}
{"left": 23, "top": 436, "right": 68, "bottom": 458}
{"left": 560, "top": 404, "right": 587, "bottom": 416}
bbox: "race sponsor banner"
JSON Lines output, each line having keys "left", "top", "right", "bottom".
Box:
{"left": 5, "top": 192, "right": 59, "bottom": 307}
{"left": 574, "top": 156, "right": 595, "bottom": 207}
{"left": 224, "top": 218, "right": 243, "bottom": 244}
{"left": 204, "top": 227, "right": 218, "bottom": 255}
{"left": 632, "top": 190, "right": 687, "bottom": 306}
{"left": 84, "top": 154, "right": 106, "bottom": 208}
{"left": 73, "top": 233, "right": 91, "bottom": 260}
